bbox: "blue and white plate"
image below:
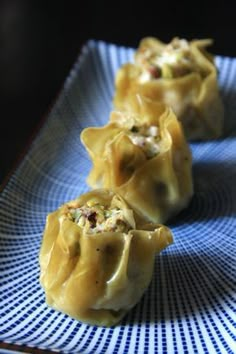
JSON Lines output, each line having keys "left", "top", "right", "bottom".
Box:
{"left": 0, "top": 40, "right": 235, "bottom": 354}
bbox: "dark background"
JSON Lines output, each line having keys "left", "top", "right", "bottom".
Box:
{"left": 0, "top": 0, "right": 235, "bottom": 186}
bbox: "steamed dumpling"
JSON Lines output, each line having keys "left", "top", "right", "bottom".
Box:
{"left": 39, "top": 189, "right": 173, "bottom": 326}
{"left": 113, "top": 37, "right": 224, "bottom": 140}
{"left": 81, "top": 95, "right": 193, "bottom": 224}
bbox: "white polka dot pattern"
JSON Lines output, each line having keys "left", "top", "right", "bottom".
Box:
{"left": 0, "top": 40, "right": 235, "bottom": 354}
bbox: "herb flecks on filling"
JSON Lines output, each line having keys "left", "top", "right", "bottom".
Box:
{"left": 128, "top": 124, "right": 160, "bottom": 159}
{"left": 68, "top": 202, "right": 132, "bottom": 233}
{"left": 137, "top": 38, "right": 204, "bottom": 81}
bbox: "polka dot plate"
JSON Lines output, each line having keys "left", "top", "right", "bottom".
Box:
{"left": 0, "top": 40, "right": 235, "bottom": 353}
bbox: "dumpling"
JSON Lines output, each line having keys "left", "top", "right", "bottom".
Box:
{"left": 39, "top": 189, "right": 173, "bottom": 326}
{"left": 81, "top": 95, "right": 193, "bottom": 224}
{"left": 113, "top": 37, "right": 224, "bottom": 140}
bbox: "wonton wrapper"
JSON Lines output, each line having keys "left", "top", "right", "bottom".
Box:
{"left": 113, "top": 37, "right": 224, "bottom": 140}
{"left": 81, "top": 96, "right": 193, "bottom": 224}
{"left": 39, "top": 189, "right": 173, "bottom": 326}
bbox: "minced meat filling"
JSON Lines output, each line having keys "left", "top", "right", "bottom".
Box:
{"left": 128, "top": 125, "right": 160, "bottom": 158}
{"left": 69, "top": 204, "right": 132, "bottom": 233}
{"left": 137, "top": 38, "right": 204, "bottom": 81}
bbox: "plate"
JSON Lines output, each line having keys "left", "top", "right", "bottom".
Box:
{"left": 0, "top": 40, "right": 235, "bottom": 354}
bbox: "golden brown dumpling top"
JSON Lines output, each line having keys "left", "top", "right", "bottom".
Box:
{"left": 135, "top": 37, "right": 214, "bottom": 80}
{"left": 39, "top": 189, "right": 173, "bottom": 326}
{"left": 81, "top": 95, "right": 193, "bottom": 224}
{"left": 113, "top": 37, "right": 224, "bottom": 140}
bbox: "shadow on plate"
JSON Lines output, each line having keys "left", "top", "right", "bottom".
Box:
{"left": 221, "top": 87, "right": 236, "bottom": 138}
{"left": 122, "top": 250, "right": 233, "bottom": 325}
{"left": 169, "top": 160, "right": 236, "bottom": 226}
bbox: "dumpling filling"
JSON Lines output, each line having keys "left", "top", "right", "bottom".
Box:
{"left": 137, "top": 38, "right": 205, "bottom": 81}
{"left": 69, "top": 203, "right": 132, "bottom": 234}
{"left": 128, "top": 124, "right": 160, "bottom": 158}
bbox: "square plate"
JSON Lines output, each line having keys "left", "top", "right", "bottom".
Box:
{"left": 0, "top": 40, "right": 235, "bottom": 353}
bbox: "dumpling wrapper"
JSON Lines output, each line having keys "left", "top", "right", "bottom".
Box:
{"left": 81, "top": 95, "right": 193, "bottom": 224}
{"left": 113, "top": 37, "right": 224, "bottom": 140}
{"left": 39, "top": 189, "right": 173, "bottom": 327}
